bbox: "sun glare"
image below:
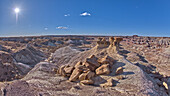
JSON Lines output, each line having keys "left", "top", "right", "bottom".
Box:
{"left": 14, "top": 8, "right": 20, "bottom": 13}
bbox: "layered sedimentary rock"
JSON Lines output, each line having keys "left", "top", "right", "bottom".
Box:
{"left": 49, "top": 46, "right": 80, "bottom": 67}
{"left": 13, "top": 44, "right": 46, "bottom": 66}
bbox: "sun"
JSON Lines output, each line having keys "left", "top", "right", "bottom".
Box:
{"left": 14, "top": 8, "right": 20, "bottom": 13}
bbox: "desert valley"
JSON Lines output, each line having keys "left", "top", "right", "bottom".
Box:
{"left": 0, "top": 35, "right": 169, "bottom": 96}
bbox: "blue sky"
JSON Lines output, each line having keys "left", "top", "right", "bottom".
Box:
{"left": 0, "top": 0, "right": 170, "bottom": 37}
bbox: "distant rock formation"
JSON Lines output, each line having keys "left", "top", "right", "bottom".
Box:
{"left": 96, "top": 38, "right": 109, "bottom": 48}
{"left": 109, "top": 37, "right": 123, "bottom": 53}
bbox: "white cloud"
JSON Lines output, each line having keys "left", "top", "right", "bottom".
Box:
{"left": 80, "top": 12, "right": 91, "bottom": 16}
{"left": 64, "top": 14, "right": 70, "bottom": 17}
{"left": 56, "top": 26, "right": 68, "bottom": 29}
{"left": 44, "top": 27, "right": 48, "bottom": 30}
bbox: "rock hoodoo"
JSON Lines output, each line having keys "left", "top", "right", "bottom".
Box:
{"left": 109, "top": 37, "right": 123, "bottom": 53}
{"left": 96, "top": 38, "right": 109, "bottom": 48}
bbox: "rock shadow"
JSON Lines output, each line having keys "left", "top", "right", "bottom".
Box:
{"left": 137, "top": 54, "right": 148, "bottom": 63}
{"left": 135, "top": 63, "right": 156, "bottom": 74}
{"left": 109, "top": 61, "right": 126, "bottom": 76}
{"left": 123, "top": 71, "right": 135, "bottom": 75}
{"left": 119, "top": 47, "right": 130, "bottom": 58}
{"left": 92, "top": 76, "right": 107, "bottom": 87}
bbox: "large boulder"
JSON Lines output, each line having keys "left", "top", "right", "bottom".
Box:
{"left": 79, "top": 71, "right": 95, "bottom": 81}
{"left": 83, "top": 55, "right": 100, "bottom": 71}
{"left": 98, "top": 55, "right": 115, "bottom": 64}
{"left": 95, "top": 64, "right": 110, "bottom": 75}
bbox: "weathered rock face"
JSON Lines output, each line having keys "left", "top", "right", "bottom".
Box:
{"left": 14, "top": 63, "right": 32, "bottom": 75}
{"left": 13, "top": 44, "right": 46, "bottom": 66}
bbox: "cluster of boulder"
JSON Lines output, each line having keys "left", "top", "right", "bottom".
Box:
{"left": 57, "top": 55, "right": 124, "bottom": 87}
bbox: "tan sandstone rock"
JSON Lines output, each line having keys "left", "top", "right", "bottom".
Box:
{"left": 83, "top": 55, "right": 100, "bottom": 71}
{"left": 163, "top": 82, "right": 168, "bottom": 90}
{"left": 109, "top": 37, "right": 123, "bottom": 53}
{"left": 86, "top": 71, "right": 95, "bottom": 80}
{"left": 64, "top": 66, "right": 74, "bottom": 74}
{"left": 80, "top": 79, "right": 94, "bottom": 85}
{"left": 96, "top": 64, "right": 110, "bottom": 75}
{"left": 69, "top": 69, "right": 81, "bottom": 82}
{"left": 98, "top": 55, "right": 115, "bottom": 64}
{"left": 114, "top": 37, "right": 123, "bottom": 42}
{"left": 58, "top": 65, "right": 66, "bottom": 76}
{"left": 79, "top": 71, "right": 95, "bottom": 81}
{"left": 76, "top": 65, "right": 90, "bottom": 73}
{"left": 79, "top": 73, "right": 87, "bottom": 81}
{"left": 116, "top": 67, "right": 123, "bottom": 75}
{"left": 100, "top": 78, "right": 115, "bottom": 87}
{"left": 96, "top": 38, "right": 109, "bottom": 48}
{"left": 75, "top": 61, "right": 82, "bottom": 68}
